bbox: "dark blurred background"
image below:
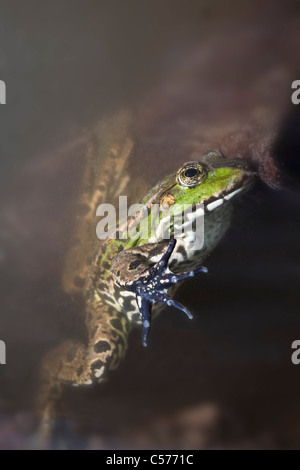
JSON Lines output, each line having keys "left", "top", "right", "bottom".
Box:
{"left": 0, "top": 0, "right": 300, "bottom": 449}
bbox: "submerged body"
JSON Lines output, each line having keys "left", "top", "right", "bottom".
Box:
{"left": 38, "top": 113, "right": 255, "bottom": 422}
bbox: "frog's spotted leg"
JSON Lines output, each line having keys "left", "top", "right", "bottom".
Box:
{"left": 37, "top": 300, "right": 131, "bottom": 435}
{"left": 111, "top": 239, "right": 208, "bottom": 347}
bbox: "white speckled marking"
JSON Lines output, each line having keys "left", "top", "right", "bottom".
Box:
{"left": 224, "top": 187, "right": 243, "bottom": 201}
{"left": 206, "top": 198, "right": 224, "bottom": 212}
{"left": 83, "top": 380, "right": 93, "bottom": 385}
{"left": 94, "top": 366, "right": 105, "bottom": 378}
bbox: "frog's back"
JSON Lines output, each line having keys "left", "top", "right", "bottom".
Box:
{"left": 62, "top": 110, "right": 145, "bottom": 296}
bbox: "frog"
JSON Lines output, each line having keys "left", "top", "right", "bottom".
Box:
{"left": 37, "top": 111, "right": 255, "bottom": 426}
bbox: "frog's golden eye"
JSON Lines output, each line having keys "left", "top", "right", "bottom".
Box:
{"left": 177, "top": 162, "right": 207, "bottom": 188}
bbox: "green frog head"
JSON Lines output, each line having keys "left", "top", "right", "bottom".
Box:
{"left": 126, "top": 149, "right": 255, "bottom": 257}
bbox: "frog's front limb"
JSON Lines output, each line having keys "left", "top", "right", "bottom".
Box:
{"left": 37, "top": 300, "right": 131, "bottom": 430}
{"left": 111, "top": 239, "right": 208, "bottom": 347}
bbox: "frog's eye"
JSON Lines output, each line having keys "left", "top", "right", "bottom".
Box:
{"left": 177, "top": 162, "right": 207, "bottom": 187}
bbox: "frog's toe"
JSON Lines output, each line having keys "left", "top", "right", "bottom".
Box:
{"left": 137, "top": 297, "right": 151, "bottom": 347}
{"left": 137, "top": 290, "right": 194, "bottom": 347}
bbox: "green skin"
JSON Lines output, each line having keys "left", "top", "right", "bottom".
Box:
{"left": 100, "top": 167, "right": 243, "bottom": 262}
{"left": 38, "top": 148, "right": 255, "bottom": 427}
{"left": 130, "top": 167, "right": 241, "bottom": 244}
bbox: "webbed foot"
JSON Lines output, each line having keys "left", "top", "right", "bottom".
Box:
{"left": 129, "top": 239, "right": 208, "bottom": 346}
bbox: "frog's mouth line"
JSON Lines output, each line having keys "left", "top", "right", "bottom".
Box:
{"left": 153, "top": 173, "right": 255, "bottom": 242}
{"left": 203, "top": 172, "right": 256, "bottom": 213}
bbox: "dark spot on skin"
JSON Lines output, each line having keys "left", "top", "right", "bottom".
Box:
{"left": 76, "top": 365, "right": 84, "bottom": 377}
{"left": 148, "top": 246, "right": 161, "bottom": 257}
{"left": 176, "top": 244, "right": 188, "bottom": 260}
{"left": 110, "top": 318, "right": 123, "bottom": 331}
{"left": 147, "top": 242, "right": 169, "bottom": 258}
{"left": 131, "top": 313, "right": 141, "bottom": 323}
{"left": 94, "top": 340, "right": 111, "bottom": 353}
{"left": 91, "top": 359, "right": 105, "bottom": 372}
{"left": 116, "top": 270, "right": 120, "bottom": 277}
{"left": 74, "top": 276, "right": 85, "bottom": 288}
{"left": 129, "top": 260, "right": 141, "bottom": 271}
{"left": 97, "top": 184, "right": 106, "bottom": 191}
{"left": 102, "top": 261, "right": 110, "bottom": 271}
{"left": 122, "top": 295, "right": 135, "bottom": 313}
